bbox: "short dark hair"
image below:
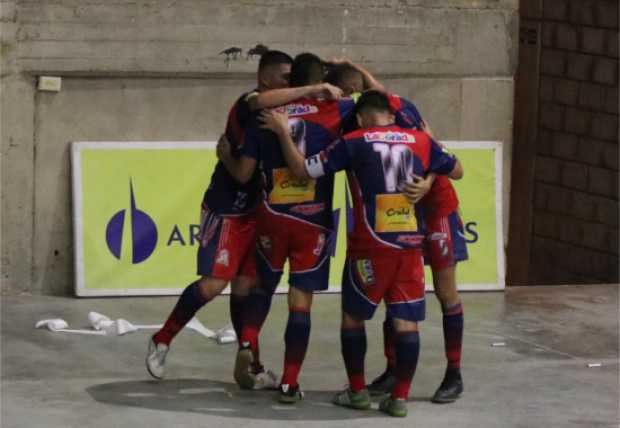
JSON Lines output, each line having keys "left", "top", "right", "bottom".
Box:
{"left": 355, "top": 90, "right": 391, "bottom": 114}
{"left": 258, "top": 50, "right": 293, "bottom": 71}
{"left": 324, "top": 64, "right": 361, "bottom": 87}
{"left": 290, "top": 52, "right": 325, "bottom": 87}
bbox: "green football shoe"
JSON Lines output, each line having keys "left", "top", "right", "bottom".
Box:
{"left": 379, "top": 396, "right": 408, "bottom": 417}
{"left": 332, "top": 388, "right": 371, "bottom": 410}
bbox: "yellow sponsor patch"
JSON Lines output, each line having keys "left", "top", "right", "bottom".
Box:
{"left": 375, "top": 193, "right": 417, "bottom": 233}
{"left": 269, "top": 168, "right": 316, "bottom": 205}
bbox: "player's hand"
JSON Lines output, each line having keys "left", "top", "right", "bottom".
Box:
{"left": 258, "top": 109, "right": 289, "bottom": 135}
{"left": 317, "top": 83, "right": 343, "bottom": 100}
{"left": 216, "top": 134, "right": 232, "bottom": 161}
{"left": 404, "top": 174, "right": 433, "bottom": 204}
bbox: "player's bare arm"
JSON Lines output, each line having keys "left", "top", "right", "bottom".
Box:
{"left": 216, "top": 134, "right": 257, "bottom": 184}
{"left": 258, "top": 110, "right": 310, "bottom": 180}
{"left": 449, "top": 160, "right": 463, "bottom": 180}
{"left": 327, "top": 57, "right": 386, "bottom": 92}
{"left": 248, "top": 83, "right": 343, "bottom": 111}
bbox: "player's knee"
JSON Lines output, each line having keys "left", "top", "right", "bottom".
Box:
{"left": 231, "top": 275, "right": 257, "bottom": 297}
{"left": 341, "top": 311, "right": 364, "bottom": 329}
{"left": 197, "top": 276, "right": 228, "bottom": 300}
{"left": 392, "top": 317, "right": 418, "bottom": 333}
{"left": 288, "top": 286, "right": 313, "bottom": 310}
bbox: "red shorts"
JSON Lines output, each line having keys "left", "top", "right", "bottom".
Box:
{"left": 342, "top": 249, "right": 426, "bottom": 322}
{"left": 424, "top": 210, "right": 468, "bottom": 271}
{"left": 255, "top": 203, "right": 331, "bottom": 291}
{"left": 196, "top": 206, "right": 257, "bottom": 281}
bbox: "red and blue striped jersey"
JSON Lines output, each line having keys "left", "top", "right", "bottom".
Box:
{"left": 242, "top": 97, "right": 355, "bottom": 228}
{"left": 203, "top": 91, "right": 262, "bottom": 215}
{"left": 304, "top": 125, "right": 457, "bottom": 251}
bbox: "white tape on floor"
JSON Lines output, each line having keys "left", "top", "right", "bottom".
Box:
{"left": 35, "top": 311, "right": 236, "bottom": 344}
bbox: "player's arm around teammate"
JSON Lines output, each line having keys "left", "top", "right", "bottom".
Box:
{"left": 261, "top": 92, "right": 463, "bottom": 416}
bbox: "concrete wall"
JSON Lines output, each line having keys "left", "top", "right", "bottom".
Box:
{"left": 1, "top": 0, "right": 518, "bottom": 295}
{"left": 529, "top": 0, "right": 619, "bottom": 284}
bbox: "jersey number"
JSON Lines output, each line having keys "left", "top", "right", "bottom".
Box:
{"left": 372, "top": 143, "right": 414, "bottom": 192}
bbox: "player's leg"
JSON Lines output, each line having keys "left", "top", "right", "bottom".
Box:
{"left": 146, "top": 208, "right": 237, "bottom": 379}
{"left": 430, "top": 212, "right": 468, "bottom": 403}
{"left": 333, "top": 255, "right": 394, "bottom": 411}
{"left": 227, "top": 212, "right": 259, "bottom": 344}
{"left": 235, "top": 209, "right": 287, "bottom": 389}
{"left": 278, "top": 286, "right": 313, "bottom": 403}
{"left": 278, "top": 224, "right": 331, "bottom": 403}
{"left": 367, "top": 311, "right": 397, "bottom": 395}
{"left": 147, "top": 275, "right": 229, "bottom": 379}
{"left": 379, "top": 250, "right": 425, "bottom": 418}
{"left": 378, "top": 318, "right": 420, "bottom": 418}
{"left": 332, "top": 311, "right": 371, "bottom": 410}
{"left": 230, "top": 274, "right": 278, "bottom": 390}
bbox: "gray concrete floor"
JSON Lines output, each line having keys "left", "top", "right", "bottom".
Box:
{"left": 1, "top": 285, "right": 619, "bottom": 428}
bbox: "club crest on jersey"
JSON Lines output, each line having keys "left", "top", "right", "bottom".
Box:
{"left": 284, "top": 104, "right": 319, "bottom": 117}
{"left": 355, "top": 259, "right": 375, "bottom": 285}
{"left": 259, "top": 235, "right": 272, "bottom": 250}
{"left": 216, "top": 249, "right": 230, "bottom": 266}
{"left": 364, "top": 131, "right": 415, "bottom": 143}
{"left": 291, "top": 203, "right": 326, "bottom": 216}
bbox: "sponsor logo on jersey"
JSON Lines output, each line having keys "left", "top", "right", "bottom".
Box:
{"left": 291, "top": 203, "right": 326, "bottom": 216}
{"left": 355, "top": 259, "right": 375, "bottom": 285}
{"left": 216, "top": 249, "right": 230, "bottom": 266}
{"left": 386, "top": 207, "right": 413, "bottom": 217}
{"left": 396, "top": 235, "right": 425, "bottom": 245}
{"left": 364, "top": 131, "right": 415, "bottom": 144}
{"left": 278, "top": 104, "right": 319, "bottom": 117}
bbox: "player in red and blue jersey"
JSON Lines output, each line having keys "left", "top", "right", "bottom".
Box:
{"left": 326, "top": 62, "right": 469, "bottom": 403}
{"left": 261, "top": 90, "right": 463, "bottom": 417}
{"left": 217, "top": 53, "right": 355, "bottom": 402}
{"left": 146, "top": 51, "right": 300, "bottom": 389}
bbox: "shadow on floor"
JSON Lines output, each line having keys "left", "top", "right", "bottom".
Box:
{"left": 86, "top": 378, "right": 406, "bottom": 420}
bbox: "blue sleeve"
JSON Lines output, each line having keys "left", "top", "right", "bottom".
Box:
{"left": 305, "top": 138, "right": 352, "bottom": 178}
{"left": 239, "top": 119, "right": 261, "bottom": 160}
{"left": 338, "top": 98, "right": 356, "bottom": 130}
{"left": 428, "top": 139, "right": 457, "bottom": 175}
{"left": 395, "top": 97, "right": 424, "bottom": 130}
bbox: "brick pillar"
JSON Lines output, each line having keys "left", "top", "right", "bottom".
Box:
{"left": 529, "top": 0, "right": 619, "bottom": 284}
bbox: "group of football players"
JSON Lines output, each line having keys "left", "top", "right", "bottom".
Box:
{"left": 146, "top": 50, "right": 468, "bottom": 418}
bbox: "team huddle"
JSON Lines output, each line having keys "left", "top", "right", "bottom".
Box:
{"left": 146, "top": 50, "right": 468, "bottom": 417}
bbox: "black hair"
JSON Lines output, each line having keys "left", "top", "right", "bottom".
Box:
{"left": 324, "top": 64, "right": 361, "bottom": 87}
{"left": 355, "top": 90, "right": 391, "bottom": 114}
{"left": 289, "top": 52, "right": 325, "bottom": 87}
{"left": 258, "top": 50, "right": 293, "bottom": 71}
